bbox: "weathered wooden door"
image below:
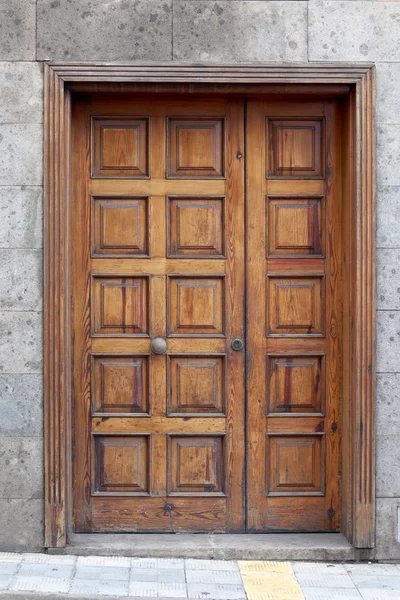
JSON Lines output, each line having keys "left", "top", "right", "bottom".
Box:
{"left": 72, "top": 95, "right": 246, "bottom": 532}
{"left": 71, "top": 93, "right": 341, "bottom": 533}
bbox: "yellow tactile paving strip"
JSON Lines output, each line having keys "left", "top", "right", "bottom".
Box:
{"left": 238, "top": 561, "right": 305, "bottom": 600}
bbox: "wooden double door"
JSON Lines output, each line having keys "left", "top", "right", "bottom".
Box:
{"left": 72, "top": 93, "right": 342, "bottom": 533}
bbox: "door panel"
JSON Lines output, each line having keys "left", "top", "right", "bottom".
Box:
{"left": 246, "top": 99, "right": 342, "bottom": 532}
{"left": 72, "top": 96, "right": 245, "bottom": 532}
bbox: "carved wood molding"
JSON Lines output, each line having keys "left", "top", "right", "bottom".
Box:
{"left": 44, "top": 63, "right": 375, "bottom": 548}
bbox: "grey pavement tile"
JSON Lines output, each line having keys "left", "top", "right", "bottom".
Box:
{"left": 18, "top": 562, "right": 74, "bottom": 578}
{"left": 77, "top": 555, "right": 130, "bottom": 567}
{"left": 158, "top": 583, "right": 187, "bottom": 598}
{"left": 128, "top": 581, "right": 158, "bottom": 597}
{"left": 187, "top": 583, "right": 246, "bottom": 599}
{"left": 186, "top": 570, "right": 243, "bottom": 584}
{"left": 296, "top": 573, "right": 356, "bottom": 588}
{"left": 0, "top": 553, "right": 22, "bottom": 562}
{"left": 359, "top": 590, "right": 400, "bottom": 599}
{"left": 0, "top": 574, "right": 13, "bottom": 590}
{"left": 129, "top": 568, "right": 159, "bottom": 582}
{"left": 292, "top": 562, "right": 348, "bottom": 574}
{"left": 71, "top": 578, "right": 129, "bottom": 596}
{"left": 10, "top": 575, "right": 71, "bottom": 593}
{"left": 0, "top": 561, "right": 20, "bottom": 575}
{"left": 185, "top": 559, "right": 239, "bottom": 571}
{"left": 22, "top": 553, "right": 76, "bottom": 565}
{"left": 75, "top": 565, "right": 130, "bottom": 581}
{"left": 350, "top": 575, "right": 400, "bottom": 589}
{"left": 157, "top": 558, "right": 185, "bottom": 570}
{"left": 346, "top": 564, "right": 400, "bottom": 575}
{"left": 129, "top": 568, "right": 185, "bottom": 583}
{"left": 302, "top": 589, "right": 362, "bottom": 599}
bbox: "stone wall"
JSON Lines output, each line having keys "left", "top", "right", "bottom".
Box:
{"left": 0, "top": 0, "right": 399, "bottom": 558}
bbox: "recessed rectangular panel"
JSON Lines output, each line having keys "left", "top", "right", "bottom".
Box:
{"left": 168, "top": 118, "right": 224, "bottom": 178}
{"left": 92, "top": 277, "right": 148, "bottom": 336}
{"left": 92, "top": 355, "right": 149, "bottom": 414}
{"left": 268, "top": 276, "right": 324, "bottom": 336}
{"left": 168, "top": 197, "right": 224, "bottom": 257}
{"left": 168, "top": 356, "right": 224, "bottom": 415}
{"left": 92, "top": 117, "right": 149, "bottom": 178}
{"left": 267, "top": 355, "right": 324, "bottom": 415}
{"left": 267, "top": 118, "right": 324, "bottom": 178}
{"left": 267, "top": 196, "right": 323, "bottom": 256}
{"left": 168, "top": 436, "right": 224, "bottom": 495}
{"left": 92, "top": 196, "right": 149, "bottom": 256}
{"left": 93, "top": 435, "right": 149, "bottom": 494}
{"left": 169, "top": 277, "right": 224, "bottom": 336}
{"left": 267, "top": 435, "right": 324, "bottom": 496}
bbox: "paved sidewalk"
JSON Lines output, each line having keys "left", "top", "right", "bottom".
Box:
{"left": 0, "top": 553, "right": 399, "bottom": 599}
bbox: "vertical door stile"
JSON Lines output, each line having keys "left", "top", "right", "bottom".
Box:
{"left": 225, "top": 98, "right": 246, "bottom": 531}
{"left": 246, "top": 99, "right": 268, "bottom": 531}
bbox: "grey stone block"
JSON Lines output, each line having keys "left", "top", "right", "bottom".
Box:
{"left": 37, "top": 0, "right": 172, "bottom": 61}
{"left": 377, "top": 186, "right": 400, "bottom": 248}
{"left": 0, "top": 249, "right": 42, "bottom": 311}
{"left": 376, "top": 435, "right": 400, "bottom": 497}
{"left": 0, "top": 374, "right": 43, "bottom": 437}
{"left": 173, "top": 1, "right": 307, "bottom": 62}
{"left": 376, "top": 311, "right": 400, "bottom": 373}
{"left": 0, "top": 436, "right": 43, "bottom": 499}
{"left": 0, "top": 498, "right": 43, "bottom": 552}
{"left": 377, "top": 125, "right": 400, "bottom": 187}
{"left": 0, "top": 125, "right": 43, "bottom": 186}
{"left": 376, "top": 373, "right": 400, "bottom": 437}
{"left": 0, "top": 312, "right": 42, "bottom": 374}
{"left": 0, "top": 186, "right": 42, "bottom": 250}
{"left": 377, "top": 250, "right": 400, "bottom": 310}
{"left": 0, "top": 63, "right": 43, "bottom": 124}
{"left": 375, "top": 498, "right": 400, "bottom": 561}
{"left": 377, "top": 63, "right": 400, "bottom": 125}
{"left": 0, "top": 0, "right": 36, "bottom": 61}
{"left": 309, "top": 1, "right": 400, "bottom": 62}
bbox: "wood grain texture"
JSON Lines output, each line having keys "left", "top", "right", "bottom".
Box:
{"left": 246, "top": 98, "right": 342, "bottom": 533}
{"left": 44, "top": 64, "right": 375, "bottom": 549}
{"left": 70, "top": 94, "right": 245, "bottom": 534}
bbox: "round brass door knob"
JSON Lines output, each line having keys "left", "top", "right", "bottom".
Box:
{"left": 151, "top": 337, "right": 168, "bottom": 355}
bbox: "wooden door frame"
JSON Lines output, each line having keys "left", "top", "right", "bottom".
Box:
{"left": 44, "top": 62, "right": 375, "bottom": 549}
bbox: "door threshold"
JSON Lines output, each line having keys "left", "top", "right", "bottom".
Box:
{"left": 48, "top": 533, "right": 370, "bottom": 561}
